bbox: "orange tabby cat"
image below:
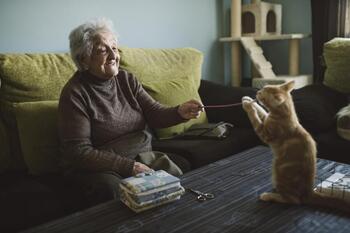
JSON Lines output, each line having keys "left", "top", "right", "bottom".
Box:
{"left": 242, "top": 81, "right": 350, "bottom": 213}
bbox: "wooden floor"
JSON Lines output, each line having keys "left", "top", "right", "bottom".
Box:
{"left": 23, "top": 146, "right": 350, "bottom": 233}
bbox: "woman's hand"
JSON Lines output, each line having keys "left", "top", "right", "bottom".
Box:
{"left": 132, "top": 162, "right": 152, "bottom": 175}
{"left": 178, "top": 99, "right": 203, "bottom": 120}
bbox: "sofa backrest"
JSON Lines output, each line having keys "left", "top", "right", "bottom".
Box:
{"left": 323, "top": 37, "right": 350, "bottom": 94}
{"left": 0, "top": 53, "right": 75, "bottom": 102}
{"left": 0, "top": 47, "right": 206, "bottom": 175}
{"left": 119, "top": 47, "right": 203, "bottom": 88}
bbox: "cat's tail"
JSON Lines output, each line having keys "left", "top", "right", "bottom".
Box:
{"left": 304, "top": 191, "right": 350, "bottom": 214}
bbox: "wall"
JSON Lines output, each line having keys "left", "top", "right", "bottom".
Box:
{"left": 0, "top": 0, "right": 224, "bottom": 83}
{"left": 0, "top": 0, "right": 312, "bottom": 85}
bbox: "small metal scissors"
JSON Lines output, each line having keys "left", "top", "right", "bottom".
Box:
{"left": 187, "top": 188, "right": 215, "bottom": 202}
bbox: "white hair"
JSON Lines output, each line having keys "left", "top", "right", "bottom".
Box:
{"left": 69, "top": 18, "right": 118, "bottom": 71}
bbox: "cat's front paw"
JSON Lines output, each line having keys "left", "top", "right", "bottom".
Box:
{"left": 242, "top": 96, "right": 254, "bottom": 111}
{"left": 242, "top": 96, "right": 254, "bottom": 102}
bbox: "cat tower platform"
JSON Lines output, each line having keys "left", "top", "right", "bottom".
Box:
{"left": 240, "top": 36, "right": 312, "bottom": 89}
{"left": 252, "top": 75, "right": 313, "bottom": 89}
{"left": 219, "top": 0, "right": 312, "bottom": 88}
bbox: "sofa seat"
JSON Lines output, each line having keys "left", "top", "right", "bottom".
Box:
{"left": 153, "top": 127, "right": 260, "bottom": 169}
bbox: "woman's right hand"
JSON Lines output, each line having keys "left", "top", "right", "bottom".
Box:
{"left": 132, "top": 162, "right": 152, "bottom": 175}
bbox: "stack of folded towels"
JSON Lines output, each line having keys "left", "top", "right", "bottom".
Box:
{"left": 119, "top": 170, "right": 185, "bottom": 213}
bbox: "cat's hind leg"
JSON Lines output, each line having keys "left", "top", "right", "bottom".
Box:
{"left": 260, "top": 192, "right": 301, "bottom": 204}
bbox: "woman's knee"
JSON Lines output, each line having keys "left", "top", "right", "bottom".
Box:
{"left": 68, "top": 171, "right": 122, "bottom": 205}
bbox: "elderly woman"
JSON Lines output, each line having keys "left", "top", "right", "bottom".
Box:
{"left": 58, "top": 18, "right": 202, "bottom": 204}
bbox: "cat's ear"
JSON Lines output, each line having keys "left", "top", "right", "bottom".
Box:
{"left": 281, "top": 81, "right": 295, "bottom": 92}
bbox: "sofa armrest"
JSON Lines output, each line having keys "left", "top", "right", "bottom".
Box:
{"left": 198, "top": 80, "right": 257, "bottom": 127}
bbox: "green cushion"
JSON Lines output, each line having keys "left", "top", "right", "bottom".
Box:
{"left": 120, "top": 47, "right": 207, "bottom": 138}
{"left": 0, "top": 53, "right": 76, "bottom": 102}
{"left": 337, "top": 105, "right": 350, "bottom": 141}
{"left": 323, "top": 38, "right": 350, "bottom": 93}
{"left": 12, "top": 101, "right": 60, "bottom": 175}
{"left": 0, "top": 100, "right": 27, "bottom": 171}
{"left": 120, "top": 47, "right": 203, "bottom": 88}
{"left": 142, "top": 78, "right": 207, "bottom": 139}
{"left": 0, "top": 117, "right": 12, "bottom": 173}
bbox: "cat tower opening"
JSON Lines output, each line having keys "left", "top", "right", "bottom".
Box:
{"left": 242, "top": 0, "right": 282, "bottom": 36}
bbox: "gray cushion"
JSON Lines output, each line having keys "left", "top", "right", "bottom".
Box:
{"left": 336, "top": 105, "right": 350, "bottom": 141}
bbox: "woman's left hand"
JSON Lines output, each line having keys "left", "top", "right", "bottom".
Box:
{"left": 178, "top": 99, "right": 203, "bottom": 120}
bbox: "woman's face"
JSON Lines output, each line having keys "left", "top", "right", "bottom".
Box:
{"left": 83, "top": 31, "right": 120, "bottom": 80}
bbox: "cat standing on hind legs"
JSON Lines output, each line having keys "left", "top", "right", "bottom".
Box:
{"left": 242, "top": 80, "right": 350, "bottom": 213}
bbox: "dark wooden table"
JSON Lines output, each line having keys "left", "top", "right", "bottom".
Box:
{"left": 23, "top": 146, "right": 350, "bottom": 233}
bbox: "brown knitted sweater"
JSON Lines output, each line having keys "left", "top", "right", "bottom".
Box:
{"left": 58, "top": 70, "right": 185, "bottom": 177}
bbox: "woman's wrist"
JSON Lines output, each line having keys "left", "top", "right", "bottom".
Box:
{"left": 176, "top": 105, "right": 188, "bottom": 120}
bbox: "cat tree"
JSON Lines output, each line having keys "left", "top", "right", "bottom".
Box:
{"left": 220, "top": 0, "right": 312, "bottom": 89}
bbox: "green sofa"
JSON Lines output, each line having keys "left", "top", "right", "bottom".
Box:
{"left": 0, "top": 48, "right": 259, "bottom": 232}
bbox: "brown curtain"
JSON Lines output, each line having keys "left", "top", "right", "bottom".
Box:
{"left": 311, "top": 0, "right": 350, "bottom": 83}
